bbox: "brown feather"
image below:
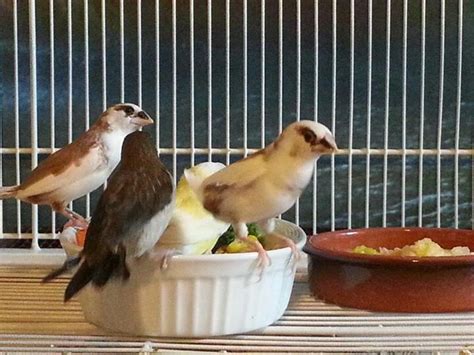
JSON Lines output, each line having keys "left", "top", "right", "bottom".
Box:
{"left": 19, "top": 117, "right": 110, "bottom": 190}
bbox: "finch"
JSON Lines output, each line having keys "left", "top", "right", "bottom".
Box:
{"left": 185, "top": 120, "right": 337, "bottom": 266}
{"left": 0, "top": 103, "right": 153, "bottom": 228}
{"left": 43, "top": 131, "right": 175, "bottom": 302}
{"left": 155, "top": 162, "right": 229, "bottom": 257}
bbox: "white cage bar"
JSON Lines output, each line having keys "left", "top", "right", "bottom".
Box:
{"left": 0, "top": 0, "right": 472, "bottom": 259}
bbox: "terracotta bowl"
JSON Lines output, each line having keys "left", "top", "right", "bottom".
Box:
{"left": 303, "top": 227, "right": 474, "bottom": 313}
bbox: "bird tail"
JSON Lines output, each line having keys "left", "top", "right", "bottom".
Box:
{"left": 0, "top": 185, "right": 19, "bottom": 199}
{"left": 64, "top": 248, "right": 130, "bottom": 302}
{"left": 42, "top": 257, "right": 81, "bottom": 283}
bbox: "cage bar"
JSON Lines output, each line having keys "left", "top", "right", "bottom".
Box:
{"left": 418, "top": 0, "right": 426, "bottom": 227}
{"left": 243, "top": 0, "right": 248, "bottom": 157}
{"left": 401, "top": 0, "right": 408, "bottom": 227}
{"left": 137, "top": 0, "right": 142, "bottom": 108}
{"left": 330, "top": 0, "right": 336, "bottom": 231}
{"left": 261, "top": 0, "right": 265, "bottom": 149}
{"left": 312, "top": 0, "right": 319, "bottom": 234}
{"left": 365, "top": 0, "right": 373, "bottom": 228}
{"left": 14, "top": 0, "right": 21, "bottom": 238}
{"left": 84, "top": 0, "right": 90, "bottom": 219}
{"left": 382, "top": 0, "right": 391, "bottom": 228}
{"left": 155, "top": 0, "right": 160, "bottom": 153}
{"left": 190, "top": 0, "right": 195, "bottom": 166}
{"left": 347, "top": 0, "right": 355, "bottom": 229}
{"left": 172, "top": 0, "right": 177, "bottom": 182}
{"left": 436, "top": 0, "right": 446, "bottom": 228}
{"left": 28, "top": 0, "right": 39, "bottom": 250}
{"left": 207, "top": 0, "right": 213, "bottom": 162}
{"left": 454, "top": 0, "right": 463, "bottom": 229}
{"left": 101, "top": 0, "right": 106, "bottom": 111}
{"left": 225, "top": 0, "right": 230, "bottom": 165}
{"left": 295, "top": 0, "right": 301, "bottom": 225}
{"left": 119, "top": 0, "right": 124, "bottom": 102}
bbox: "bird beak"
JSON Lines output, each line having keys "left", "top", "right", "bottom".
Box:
{"left": 321, "top": 133, "right": 338, "bottom": 152}
{"left": 131, "top": 112, "right": 154, "bottom": 127}
{"left": 313, "top": 133, "right": 338, "bottom": 154}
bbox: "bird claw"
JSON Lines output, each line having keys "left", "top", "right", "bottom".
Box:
{"left": 267, "top": 232, "right": 301, "bottom": 270}
{"left": 149, "top": 249, "right": 178, "bottom": 270}
{"left": 63, "top": 218, "right": 89, "bottom": 231}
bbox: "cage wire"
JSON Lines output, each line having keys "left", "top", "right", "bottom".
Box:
{"left": 0, "top": 0, "right": 472, "bottom": 255}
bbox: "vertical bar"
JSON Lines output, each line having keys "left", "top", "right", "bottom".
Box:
{"left": 296, "top": 0, "right": 301, "bottom": 123}
{"left": 382, "top": 0, "right": 391, "bottom": 228}
{"left": 347, "top": 0, "right": 354, "bottom": 229}
{"left": 243, "top": 0, "right": 248, "bottom": 157}
{"left": 330, "top": 0, "right": 336, "bottom": 231}
{"left": 313, "top": 0, "right": 319, "bottom": 234}
{"left": 278, "top": 0, "right": 283, "bottom": 134}
{"left": 401, "top": 0, "right": 407, "bottom": 227}
{"left": 29, "top": 0, "right": 39, "bottom": 250}
{"left": 225, "top": 0, "right": 230, "bottom": 165}
{"left": 454, "top": 0, "right": 463, "bottom": 228}
{"left": 84, "top": 0, "right": 90, "bottom": 219}
{"left": 295, "top": 0, "right": 301, "bottom": 226}
{"left": 436, "top": 0, "right": 445, "bottom": 228}
{"left": 190, "top": 0, "right": 195, "bottom": 166}
{"left": 14, "top": 0, "right": 21, "bottom": 238}
{"left": 155, "top": 0, "right": 160, "bottom": 153}
{"left": 260, "top": 0, "right": 265, "bottom": 149}
{"left": 67, "top": 0, "right": 73, "bottom": 213}
{"left": 119, "top": 0, "right": 125, "bottom": 102}
{"left": 172, "top": 0, "right": 177, "bottom": 182}
{"left": 137, "top": 0, "right": 142, "bottom": 107}
{"left": 101, "top": 0, "right": 107, "bottom": 111}
{"left": 365, "top": 0, "right": 373, "bottom": 228}
{"left": 208, "top": 0, "right": 212, "bottom": 161}
{"left": 418, "top": 0, "right": 426, "bottom": 227}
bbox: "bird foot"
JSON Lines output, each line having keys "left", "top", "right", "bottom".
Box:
{"left": 62, "top": 209, "right": 89, "bottom": 230}
{"left": 63, "top": 218, "right": 89, "bottom": 231}
{"left": 149, "top": 249, "right": 178, "bottom": 270}
{"left": 267, "top": 232, "right": 301, "bottom": 267}
{"left": 239, "top": 235, "right": 271, "bottom": 270}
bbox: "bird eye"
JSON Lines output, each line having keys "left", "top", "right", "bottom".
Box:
{"left": 303, "top": 130, "right": 316, "bottom": 144}
{"left": 124, "top": 106, "right": 135, "bottom": 116}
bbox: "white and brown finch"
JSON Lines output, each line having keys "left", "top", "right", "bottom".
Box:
{"left": 43, "top": 131, "right": 175, "bottom": 302}
{"left": 185, "top": 120, "right": 337, "bottom": 266}
{"left": 0, "top": 103, "right": 153, "bottom": 228}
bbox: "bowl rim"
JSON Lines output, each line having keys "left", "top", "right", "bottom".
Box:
{"left": 61, "top": 219, "right": 307, "bottom": 263}
{"left": 303, "top": 227, "right": 474, "bottom": 267}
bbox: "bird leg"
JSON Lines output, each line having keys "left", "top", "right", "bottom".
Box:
{"left": 60, "top": 208, "right": 89, "bottom": 230}
{"left": 148, "top": 248, "right": 178, "bottom": 270}
{"left": 257, "top": 218, "right": 301, "bottom": 265}
{"left": 234, "top": 222, "right": 270, "bottom": 268}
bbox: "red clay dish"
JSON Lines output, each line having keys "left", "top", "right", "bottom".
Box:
{"left": 303, "top": 227, "right": 474, "bottom": 313}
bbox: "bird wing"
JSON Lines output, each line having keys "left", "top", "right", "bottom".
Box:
{"left": 83, "top": 162, "right": 173, "bottom": 262}
{"left": 203, "top": 150, "right": 267, "bottom": 189}
{"left": 18, "top": 131, "right": 104, "bottom": 197}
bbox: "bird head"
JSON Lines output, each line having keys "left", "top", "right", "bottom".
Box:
{"left": 103, "top": 103, "right": 154, "bottom": 134}
{"left": 277, "top": 120, "right": 338, "bottom": 160}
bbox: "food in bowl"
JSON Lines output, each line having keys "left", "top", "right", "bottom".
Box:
{"left": 353, "top": 237, "right": 472, "bottom": 257}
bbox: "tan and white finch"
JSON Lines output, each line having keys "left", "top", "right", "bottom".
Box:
{"left": 0, "top": 103, "right": 153, "bottom": 228}
{"left": 43, "top": 131, "right": 175, "bottom": 302}
{"left": 185, "top": 120, "right": 337, "bottom": 266}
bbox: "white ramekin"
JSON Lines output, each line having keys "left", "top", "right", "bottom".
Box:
{"left": 60, "top": 219, "right": 305, "bottom": 337}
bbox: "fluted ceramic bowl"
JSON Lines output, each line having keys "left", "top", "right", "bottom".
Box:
{"left": 59, "top": 219, "right": 305, "bottom": 337}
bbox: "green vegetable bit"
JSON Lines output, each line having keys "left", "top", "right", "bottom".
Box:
{"left": 212, "top": 223, "right": 265, "bottom": 254}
